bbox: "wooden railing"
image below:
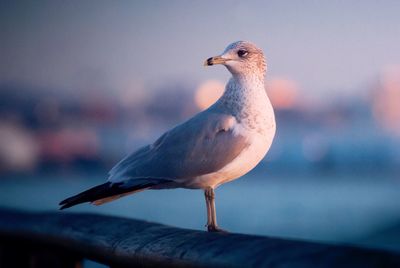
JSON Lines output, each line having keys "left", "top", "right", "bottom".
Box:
{"left": 0, "top": 208, "right": 399, "bottom": 267}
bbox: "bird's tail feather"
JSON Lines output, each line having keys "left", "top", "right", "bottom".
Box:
{"left": 59, "top": 178, "right": 169, "bottom": 210}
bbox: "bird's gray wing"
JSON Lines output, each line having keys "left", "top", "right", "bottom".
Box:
{"left": 108, "top": 110, "right": 249, "bottom": 183}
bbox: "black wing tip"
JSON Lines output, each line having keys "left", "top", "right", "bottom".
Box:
{"left": 58, "top": 197, "right": 76, "bottom": 210}
{"left": 58, "top": 179, "right": 168, "bottom": 211}
{"left": 58, "top": 182, "right": 113, "bottom": 211}
{"left": 59, "top": 204, "right": 68, "bottom": 210}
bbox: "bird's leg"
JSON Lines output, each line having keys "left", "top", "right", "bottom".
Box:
{"left": 208, "top": 188, "right": 218, "bottom": 228}
{"left": 204, "top": 189, "right": 212, "bottom": 228}
{"left": 204, "top": 187, "right": 226, "bottom": 232}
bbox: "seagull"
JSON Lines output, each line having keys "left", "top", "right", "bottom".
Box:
{"left": 59, "top": 41, "right": 276, "bottom": 232}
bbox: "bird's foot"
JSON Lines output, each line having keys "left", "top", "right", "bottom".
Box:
{"left": 207, "top": 225, "right": 228, "bottom": 233}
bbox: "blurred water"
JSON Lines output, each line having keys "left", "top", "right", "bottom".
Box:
{"left": 1, "top": 170, "right": 399, "bottom": 252}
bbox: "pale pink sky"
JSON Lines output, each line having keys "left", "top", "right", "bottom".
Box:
{"left": 1, "top": 1, "right": 400, "bottom": 99}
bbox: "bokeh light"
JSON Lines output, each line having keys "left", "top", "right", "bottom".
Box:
{"left": 266, "top": 78, "right": 299, "bottom": 110}
{"left": 194, "top": 80, "right": 225, "bottom": 110}
{"left": 372, "top": 66, "right": 400, "bottom": 136}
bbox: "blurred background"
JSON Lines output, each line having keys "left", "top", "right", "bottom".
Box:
{"left": 1, "top": 0, "right": 400, "bottom": 253}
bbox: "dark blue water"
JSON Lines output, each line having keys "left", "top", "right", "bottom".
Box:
{"left": 1, "top": 171, "right": 400, "bottom": 252}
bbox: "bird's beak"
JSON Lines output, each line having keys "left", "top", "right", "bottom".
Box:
{"left": 204, "top": 55, "right": 230, "bottom": 66}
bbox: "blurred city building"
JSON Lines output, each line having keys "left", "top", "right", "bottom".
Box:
{"left": 0, "top": 70, "right": 399, "bottom": 176}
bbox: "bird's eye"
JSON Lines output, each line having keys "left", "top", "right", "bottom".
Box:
{"left": 237, "top": 49, "right": 248, "bottom": 57}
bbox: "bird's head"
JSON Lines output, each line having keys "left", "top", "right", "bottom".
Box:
{"left": 205, "top": 41, "right": 266, "bottom": 78}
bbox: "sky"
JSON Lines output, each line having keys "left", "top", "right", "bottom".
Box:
{"left": 1, "top": 0, "right": 400, "bottom": 99}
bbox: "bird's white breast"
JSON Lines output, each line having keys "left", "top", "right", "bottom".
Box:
{"left": 211, "top": 122, "right": 275, "bottom": 187}
{"left": 191, "top": 105, "right": 276, "bottom": 189}
{"left": 184, "top": 76, "right": 276, "bottom": 189}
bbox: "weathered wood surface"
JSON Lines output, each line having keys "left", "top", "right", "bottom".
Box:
{"left": 0, "top": 208, "right": 399, "bottom": 268}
